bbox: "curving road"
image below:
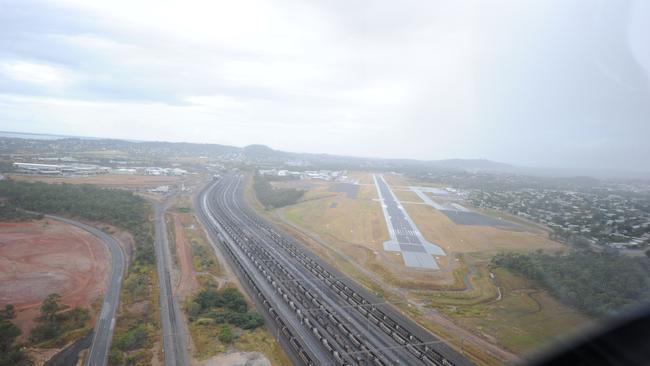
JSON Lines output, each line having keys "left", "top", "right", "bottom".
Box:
{"left": 196, "top": 174, "right": 473, "bottom": 366}
{"left": 154, "top": 200, "right": 191, "bottom": 366}
{"left": 43, "top": 214, "right": 126, "bottom": 366}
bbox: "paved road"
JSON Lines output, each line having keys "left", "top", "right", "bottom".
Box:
{"left": 154, "top": 200, "right": 190, "bottom": 366}
{"left": 197, "top": 174, "right": 473, "bottom": 366}
{"left": 43, "top": 215, "right": 125, "bottom": 366}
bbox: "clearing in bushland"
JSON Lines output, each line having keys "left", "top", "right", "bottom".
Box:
{"left": 0, "top": 219, "right": 108, "bottom": 343}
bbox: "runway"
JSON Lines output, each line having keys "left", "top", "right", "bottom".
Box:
{"left": 373, "top": 175, "right": 445, "bottom": 269}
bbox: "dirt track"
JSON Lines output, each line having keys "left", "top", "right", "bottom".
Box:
{"left": 0, "top": 219, "right": 109, "bottom": 337}
{"left": 170, "top": 213, "right": 199, "bottom": 298}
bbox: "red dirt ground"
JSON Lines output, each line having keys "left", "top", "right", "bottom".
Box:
{"left": 0, "top": 219, "right": 109, "bottom": 338}
{"left": 170, "top": 213, "right": 198, "bottom": 299}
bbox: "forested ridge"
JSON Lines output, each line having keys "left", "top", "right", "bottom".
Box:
{"left": 492, "top": 250, "right": 650, "bottom": 317}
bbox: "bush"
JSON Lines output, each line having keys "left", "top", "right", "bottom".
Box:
{"left": 186, "top": 287, "right": 264, "bottom": 330}
{"left": 0, "top": 318, "right": 30, "bottom": 366}
{"left": 218, "top": 325, "right": 233, "bottom": 343}
{"left": 226, "top": 312, "right": 264, "bottom": 329}
{"left": 124, "top": 272, "right": 149, "bottom": 301}
{"left": 206, "top": 312, "right": 226, "bottom": 324}
{"left": 0, "top": 319, "right": 21, "bottom": 351}
{"left": 195, "top": 289, "right": 222, "bottom": 310}
{"left": 114, "top": 324, "right": 149, "bottom": 351}
{"left": 186, "top": 301, "right": 202, "bottom": 317}
{"left": 222, "top": 288, "right": 248, "bottom": 313}
{"left": 2, "top": 304, "right": 16, "bottom": 319}
{"left": 29, "top": 321, "right": 59, "bottom": 343}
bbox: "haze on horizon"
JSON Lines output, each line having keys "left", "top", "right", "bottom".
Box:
{"left": 1, "top": 0, "right": 649, "bottom": 172}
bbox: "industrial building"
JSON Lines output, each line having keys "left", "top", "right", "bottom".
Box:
{"left": 13, "top": 162, "right": 110, "bottom": 175}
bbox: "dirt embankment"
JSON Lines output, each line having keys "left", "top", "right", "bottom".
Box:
{"left": 0, "top": 219, "right": 109, "bottom": 339}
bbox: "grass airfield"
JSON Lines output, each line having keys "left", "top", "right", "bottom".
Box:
{"left": 259, "top": 172, "right": 590, "bottom": 365}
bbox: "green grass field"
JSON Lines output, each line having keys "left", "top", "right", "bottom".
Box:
{"left": 451, "top": 267, "right": 590, "bottom": 356}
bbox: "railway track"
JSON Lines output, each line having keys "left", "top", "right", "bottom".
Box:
{"left": 197, "top": 173, "right": 473, "bottom": 366}
{"left": 154, "top": 201, "right": 190, "bottom": 366}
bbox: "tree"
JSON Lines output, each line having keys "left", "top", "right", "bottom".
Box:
{"left": 243, "top": 313, "right": 264, "bottom": 329}
{"left": 186, "top": 301, "right": 201, "bottom": 318}
{"left": 0, "top": 318, "right": 30, "bottom": 366}
{"left": 196, "top": 289, "right": 221, "bottom": 310}
{"left": 222, "top": 287, "right": 247, "bottom": 313}
{"left": 29, "top": 321, "right": 58, "bottom": 343}
{"left": 114, "top": 324, "right": 149, "bottom": 351}
{"left": 0, "top": 319, "right": 21, "bottom": 352}
{"left": 30, "top": 294, "right": 63, "bottom": 343}
{"left": 40, "top": 293, "right": 61, "bottom": 321}
{"left": 2, "top": 304, "right": 15, "bottom": 320}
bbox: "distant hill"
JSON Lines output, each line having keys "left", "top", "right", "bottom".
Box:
{"left": 243, "top": 144, "right": 288, "bottom": 160}
{"left": 3, "top": 132, "right": 646, "bottom": 179}
{"left": 0, "top": 135, "right": 523, "bottom": 173}
{"left": 428, "top": 159, "right": 517, "bottom": 173}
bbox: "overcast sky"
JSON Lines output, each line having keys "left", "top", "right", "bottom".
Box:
{"left": 1, "top": 0, "right": 649, "bottom": 171}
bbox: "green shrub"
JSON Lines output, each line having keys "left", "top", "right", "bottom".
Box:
{"left": 186, "top": 287, "right": 264, "bottom": 330}
{"left": 218, "top": 325, "right": 233, "bottom": 343}
{"left": 114, "top": 324, "right": 149, "bottom": 351}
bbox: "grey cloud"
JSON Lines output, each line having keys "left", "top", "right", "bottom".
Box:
{"left": 1, "top": 0, "right": 649, "bottom": 173}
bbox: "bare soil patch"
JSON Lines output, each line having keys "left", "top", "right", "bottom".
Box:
{"left": 170, "top": 213, "right": 199, "bottom": 298}
{"left": 197, "top": 351, "right": 271, "bottom": 366}
{"left": 0, "top": 219, "right": 109, "bottom": 338}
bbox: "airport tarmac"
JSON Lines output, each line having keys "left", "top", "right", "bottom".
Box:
{"left": 373, "top": 174, "right": 445, "bottom": 269}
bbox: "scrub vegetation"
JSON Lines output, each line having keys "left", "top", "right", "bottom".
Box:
{"left": 0, "top": 201, "right": 42, "bottom": 221}
{"left": 184, "top": 286, "right": 266, "bottom": 360}
{"left": 253, "top": 173, "right": 304, "bottom": 209}
{"left": 492, "top": 250, "right": 650, "bottom": 317}
{"left": 29, "top": 294, "right": 91, "bottom": 347}
{"left": 186, "top": 287, "right": 264, "bottom": 330}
